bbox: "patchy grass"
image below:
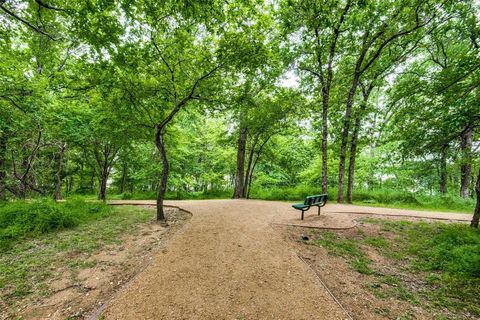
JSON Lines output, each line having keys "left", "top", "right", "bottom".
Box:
{"left": 0, "top": 205, "right": 154, "bottom": 307}
{"left": 307, "top": 220, "right": 480, "bottom": 318}
{"left": 312, "top": 231, "right": 374, "bottom": 275}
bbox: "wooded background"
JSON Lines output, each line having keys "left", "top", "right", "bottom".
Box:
{"left": 0, "top": 0, "right": 479, "bottom": 223}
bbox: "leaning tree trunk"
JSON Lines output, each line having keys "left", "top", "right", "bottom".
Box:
{"left": 246, "top": 151, "right": 261, "bottom": 200}
{"left": 155, "top": 128, "right": 169, "bottom": 222}
{"left": 233, "top": 127, "right": 247, "bottom": 199}
{"left": 245, "top": 136, "right": 271, "bottom": 199}
{"left": 338, "top": 73, "right": 360, "bottom": 203}
{"left": 439, "top": 145, "right": 448, "bottom": 195}
{"left": 243, "top": 134, "right": 258, "bottom": 198}
{"left": 460, "top": 126, "right": 473, "bottom": 198}
{"left": 470, "top": 168, "right": 480, "bottom": 228}
{"left": 54, "top": 143, "right": 66, "bottom": 201}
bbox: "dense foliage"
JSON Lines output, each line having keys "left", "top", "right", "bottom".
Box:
{"left": 0, "top": 0, "right": 479, "bottom": 223}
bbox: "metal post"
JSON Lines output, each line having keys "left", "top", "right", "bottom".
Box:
{"left": 301, "top": 210, "right": 304, "bottom": 220}
{"left": 318, "top": 206, "right": 321, "bottom": 216}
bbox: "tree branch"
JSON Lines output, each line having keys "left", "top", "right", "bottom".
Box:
{"left": 35, "top": 0, "right": 67, "bottom": 12}
{"left": 0, "top": 95, "right": 27, "bottom": 113}
{"left": 0, "top": 3, "right": 56, "bottom": 40}
{"left": 158, "top": 64, "right": 221, "bottom": 131}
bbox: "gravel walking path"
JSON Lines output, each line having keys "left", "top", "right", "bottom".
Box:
{"left": 101, "top": 200, "right": 470, "bottom": 319}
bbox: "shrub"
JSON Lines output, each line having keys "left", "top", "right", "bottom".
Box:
{"left": 0, "top": 199, "right": 111, "bottom": 251}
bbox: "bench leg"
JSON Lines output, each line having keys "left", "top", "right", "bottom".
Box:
{"left": 301, "top": 210, "right": 305, "bottom": 220}
{"left": 318, "top": 206, "right": 321, "bottom": 216}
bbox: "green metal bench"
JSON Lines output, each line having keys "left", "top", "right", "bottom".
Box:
{"left": 292, "top": 194, "right": 328, "bottom": 220}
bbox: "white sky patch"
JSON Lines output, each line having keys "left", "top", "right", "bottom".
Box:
{"left": 278, "top": 69, "right": 299, "bottom": 88}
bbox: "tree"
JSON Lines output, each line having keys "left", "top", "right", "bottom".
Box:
{"left": 336, "top": 0, "right": 442, "bottom": 203}
{"left": 279, "top": 0, "right": 352, "bottom": 194}
{"left": 235, "top": 89, "right": 300, "bottom": 199}
{"left": 114, "top": 1, "right": 269, "bottom": 220}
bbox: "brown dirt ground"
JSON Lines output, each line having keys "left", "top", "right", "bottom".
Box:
{"left": 280, "top": 220, "right": 438, "bottom": 320}
{"left": 97, "top": 200, "right": 469, "bottom": 320}
{"left": 13, "top": 207, "right": 191, "bottom": 320}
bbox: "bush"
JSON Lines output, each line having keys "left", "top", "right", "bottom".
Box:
{"left": 0, "top": 199, "right": 111, "bottom": 251}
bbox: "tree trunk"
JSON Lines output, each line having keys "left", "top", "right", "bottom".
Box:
{"left": 67, "top": 176, "right": 73, "bottom": 195}
{"left": 54, "top": 143, "right": 66, "bottom": 201}
{"left": 346, "top": 83, "right": 372, "bottom": 203}
{"left": 470, "top": 168, "right": 480, "bottom": 228}
{"left": 94, "top": 144, "right": 118, "bottom": 201}
{"left": 246, "top": 136, "right": 271, "bottom": 199}
{"left": 18, "top": 156, "right": 29, "bottom": 199}
{"left": 439, "top": 144, "right": 448, "bottom": 195}
{"left": 120, "top": 163, "right": 127, "bottom": 194}
{"left": 233, "top": 127, "right": 247, "bottom": 199}
{"left": 243, "top": 134, "right": 259, "bottom": 198}
{"left": 98, "top": 169, "right": 108, "bottom": 201}
{"left": 338, "top": 73, "right": 360, "bottom": 203}
{"left": 155, "top": 128, "right": 168, "bottom": 222}
{"left": 460, "top": 126, "right": 473, "bottom": 198}
{"left": 346, "top": 115, "right": 361, "bottom": 204}
{"left": 246, "top": 152, "right": 260, "bottom": 200}
{"left": 0, "top": 134, "right": 7, "bottom": 200}
{"left": 314, "top": 1, "right": 351, "bottom": 194}
{"left": 321, "top": 95, "right": 329, "bottom": 194}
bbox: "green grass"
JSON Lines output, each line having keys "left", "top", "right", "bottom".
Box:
{"left": 312, "top": 231, "right": 374, "bottom": 275}
{"left": 0, "top": 205, "right": 154, "bottom": 308}
{"left": 367, "top": 219, "right": 480, "bottom": 278}
{"left": 0, "top": 199, "right": 112, "bottom": 251}
{"left": 311, "top": 219, "right": 480, "bottom": 317}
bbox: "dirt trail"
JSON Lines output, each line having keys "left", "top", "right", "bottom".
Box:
{"left": 101, "top": 200, "right": 470, "bottom": 320}
{"left": 102, "top": 200, "right": 349, "bottom": 319}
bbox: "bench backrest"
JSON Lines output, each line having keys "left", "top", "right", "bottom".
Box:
{"left": 304, "top": 194, "right": 328, "bottom": 206}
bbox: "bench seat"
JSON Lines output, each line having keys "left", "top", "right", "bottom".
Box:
{"left": 292, "top": 203, "right": 309, "bottom": 210}
{"left": 292, "top": 194, "right": 328, "bottom": 220}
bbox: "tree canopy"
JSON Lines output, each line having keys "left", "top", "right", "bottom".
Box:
{"left": 0, "top": 0, "right": 479, "bottom": 225}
